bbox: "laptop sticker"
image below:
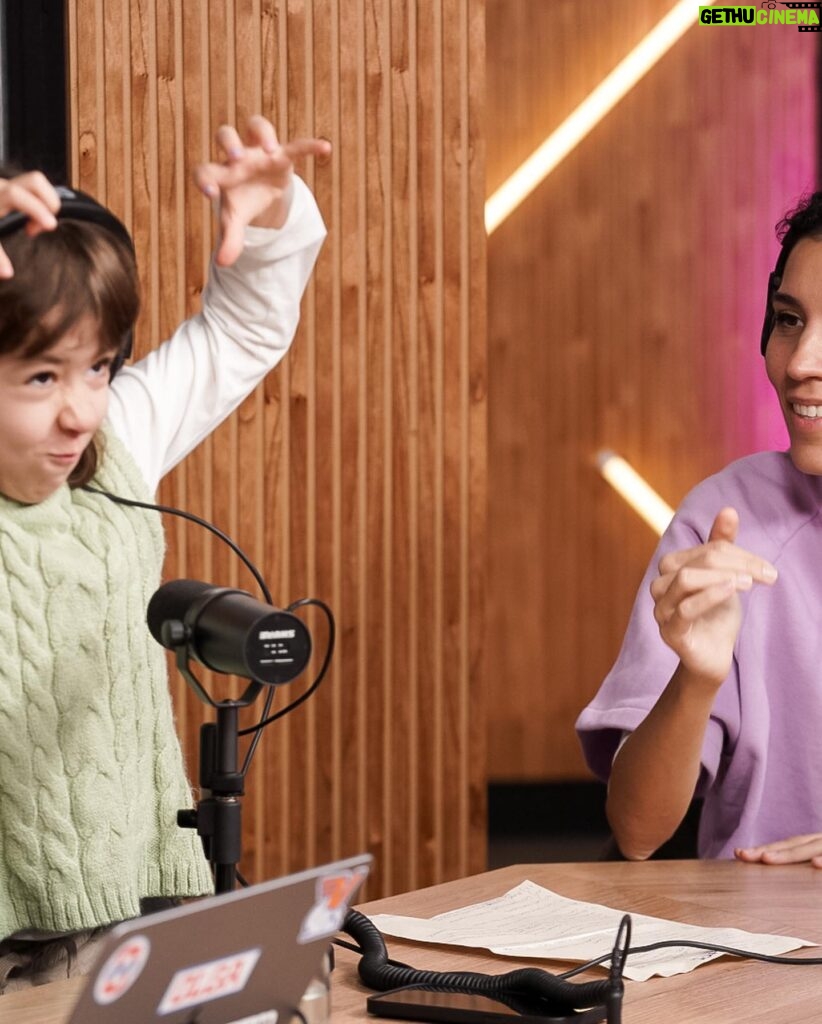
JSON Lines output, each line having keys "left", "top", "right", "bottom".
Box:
{"left": 297, "top": 866, "right": 369, "bottom": 943}
{"left": 157, "top": 947, "right": 263, "bottom": 1015}
{"left": 93, "top": 935, "right": 151, "bottom": 1005}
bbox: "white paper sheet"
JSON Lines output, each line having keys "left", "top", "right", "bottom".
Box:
{"left": 369, "top": 879, "right": 816, "bottom": 981}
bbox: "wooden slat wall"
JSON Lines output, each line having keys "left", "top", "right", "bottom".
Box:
{"left": 67, "top": 0, "right": 486, "bottom": 898}
{"left": 486, "top": 1, "right": 818, "bottom": 780}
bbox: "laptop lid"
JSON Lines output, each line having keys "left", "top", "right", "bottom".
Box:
{"left": 66, "top": 854, "right": 372, "bottom": 1024}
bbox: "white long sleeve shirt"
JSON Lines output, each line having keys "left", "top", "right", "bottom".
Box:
{"left": 107, "top": 175, "right": 326, "bottom": 493}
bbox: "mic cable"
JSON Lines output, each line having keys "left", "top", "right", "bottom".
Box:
{"left": 84, "top": 485, "right": 273, "bottom": 601}
{"left": 339, "top": 908, "right": 624, "bottom": 1022}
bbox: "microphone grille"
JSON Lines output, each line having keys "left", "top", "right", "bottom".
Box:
{"left": 146, "top": 579, "right": 212, "bottom": 644}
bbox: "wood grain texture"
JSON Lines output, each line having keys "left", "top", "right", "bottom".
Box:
{"left": 66, "top": 0, "right": 486, "bottom": 898}
{"left": 6, "top": 860, "right": 822, "bottom": 1023}
{"left": 333, "top": 860, "right": 822, "bottom": 1024}
{"left": 486, "top": 0, "right": 818, "bottom": 780}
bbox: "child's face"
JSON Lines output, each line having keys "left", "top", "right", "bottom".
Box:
{"left": 0, "top": 316, "right": 113, "bottom": 503}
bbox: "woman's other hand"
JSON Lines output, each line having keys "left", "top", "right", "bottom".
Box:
{"left": 736, "top": 835, "right": 822, "bottom": 866}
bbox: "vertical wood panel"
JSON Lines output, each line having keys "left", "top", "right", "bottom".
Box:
{"left": 486, "top": 0, "right": 817, "bottom": 780}
{"left": 67, "top": 0, "right": 486, "bottom": 898}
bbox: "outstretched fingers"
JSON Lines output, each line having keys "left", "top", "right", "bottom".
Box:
{"left": 245, "top": 114, "right": 280, "bottom": 154}
{"left": 280, "top": 136, "right": 332, "bottom": 162}
{"left": 658, "top": 544, "right": 777, "bottom": 587}
{"left": 657, "top": 506, "right": 777, "bottom": 588}
{"left": 193, "top": 116, "right": 332, "bottom": 265}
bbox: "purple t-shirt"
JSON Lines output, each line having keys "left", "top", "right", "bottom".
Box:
{"left": 576, "top": 450, "right": 822, "bottom": 859}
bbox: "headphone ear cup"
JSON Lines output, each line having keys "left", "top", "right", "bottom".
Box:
{"left": 109, "top": 330, "right": 133, "bottom": 379}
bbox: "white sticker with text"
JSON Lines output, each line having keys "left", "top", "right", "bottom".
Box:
{"left": 157, "top": 948, "right": 262, "bottom": 1015}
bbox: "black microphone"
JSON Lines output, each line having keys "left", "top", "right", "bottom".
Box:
{"left": 147, "top": 579, "right": 312, "bottom": 686}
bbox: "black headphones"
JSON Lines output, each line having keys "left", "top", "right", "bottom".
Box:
{"left": 0, "top": 186, "right": 136, "bottom": 376}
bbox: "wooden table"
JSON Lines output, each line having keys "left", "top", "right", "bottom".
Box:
{"left": 4, "top": 860, "right": 822, "bottom": 1023}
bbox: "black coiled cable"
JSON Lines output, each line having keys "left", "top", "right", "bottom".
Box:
{"left": 341, "top": 909, "right": 619, "bottom": 1013}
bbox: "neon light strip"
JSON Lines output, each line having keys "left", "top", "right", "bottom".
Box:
{"left": 597, "top": 450, "right": 674, "bottom": 536}
{"left": 485, "top": 0, "right": 701, "bottom": 235}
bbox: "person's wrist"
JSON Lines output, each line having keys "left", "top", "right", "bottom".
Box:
{"left": 249, "top": 178, "right": 294, "bottom": 230}
{"left": 673, "top": 658, "right": 729, "bottom": 696}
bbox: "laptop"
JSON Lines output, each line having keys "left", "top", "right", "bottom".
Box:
{"left": 65, "top": 853, "right": 372, "bottom": 1024}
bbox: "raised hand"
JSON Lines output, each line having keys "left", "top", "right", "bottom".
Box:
{"left": 193, "top": 114, "right": 331, "bottom": 267}
{"left": 650, "top": 507, "right": 778, "bottom": 684}
{"left": 0, "top": 171, "right": 60, "bottom": 278}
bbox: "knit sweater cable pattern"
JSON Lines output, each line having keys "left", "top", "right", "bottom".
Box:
{"left": 0, "top": 432, "right": 212, "bottom": 939}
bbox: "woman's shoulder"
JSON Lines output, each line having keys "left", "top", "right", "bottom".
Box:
{"left": 676, "top": 450, "right": 822, "bottom": 552}
{"left": 683, "top": 450, "right": 811, "bottom": 504}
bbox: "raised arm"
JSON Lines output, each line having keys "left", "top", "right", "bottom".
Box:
{"left": 107, "top": 116, "right": 330, "bottom": 492}
{"left": 606, "top": 508, "right": 778, "bottom": 859}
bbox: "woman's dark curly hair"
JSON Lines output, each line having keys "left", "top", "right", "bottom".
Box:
{"left": 0, "top": 214, "right": 140, "bottom": 487}
{"left": 776, "top": 191, "right": 822, "bottom": 250}
{"left": 760, "top": 192, "right": 822, "bottom": 355}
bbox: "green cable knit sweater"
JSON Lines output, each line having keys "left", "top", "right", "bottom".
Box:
{"left": 0, "top": 431, "right": 213, "bottom": 939}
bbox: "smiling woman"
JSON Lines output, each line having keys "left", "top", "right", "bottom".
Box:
{"left": 576, "top": 191, "right": 822, "bottom": 869}
{"left": 577, "top": 190, "right": 822, "bottom": 864}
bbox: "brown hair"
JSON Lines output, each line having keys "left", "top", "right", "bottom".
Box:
{"left": 0, "top": 219, "right": 140, "bottom": 486}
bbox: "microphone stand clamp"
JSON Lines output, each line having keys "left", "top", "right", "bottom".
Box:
{"left": 163, "top": 619, "right": 263, "bottom": 894}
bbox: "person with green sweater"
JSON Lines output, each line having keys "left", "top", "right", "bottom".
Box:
{"left": 0, "top": 115, "right": 329, "bottom": 990}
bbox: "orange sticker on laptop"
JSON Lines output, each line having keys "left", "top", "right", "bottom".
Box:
{"left": 297, "top": 866, "right": 369, "bottom": 942}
